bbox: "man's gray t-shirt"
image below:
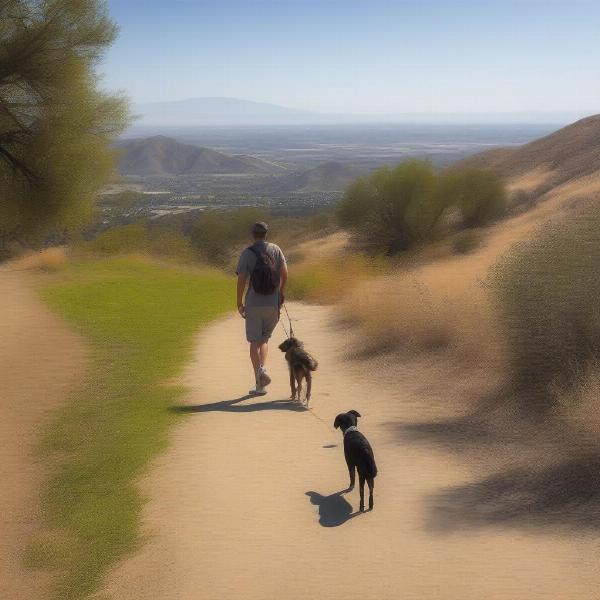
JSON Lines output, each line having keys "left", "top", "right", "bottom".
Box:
{"left": 236, "top": 241, "right": 286, "bottom": 308}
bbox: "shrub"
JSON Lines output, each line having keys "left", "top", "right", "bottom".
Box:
{"left": 441, "top": 169, "right": 506, "bottom": 228}
{"left": 77, "top": 222, "right": 196, "bottom": 262}
{"left": 337, "top": 160, "right": 449, "bottom": 254}
{"left": 286, "top": 254, "right": 387, "bottom": 304}
{"left": 189, "top": 208, "right": 267, "bottom": 264}
{"left": 491, "top": 206, "right": 600, "bottom": 408}
{"left": 452, "top": 231, "right": 481, "bottom": 255}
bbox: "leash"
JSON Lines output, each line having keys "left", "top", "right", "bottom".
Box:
{"left": 280, "top": 303, "right": 294, "bottom": 339}
{"left": 307, "top": 406, "right": 337, "bottom": 434}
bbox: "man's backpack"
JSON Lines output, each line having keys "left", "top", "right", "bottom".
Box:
{"left": 248, "top": 244, "right": 279, "bottom": 295}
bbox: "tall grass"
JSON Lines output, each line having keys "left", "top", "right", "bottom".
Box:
{"left": 492, "top": 205, "right": 600, "bottom": 408}
{"left": 37, "top": 258, "right": 233, "bottom": 599}
{"left": 342, "top": 261, "right": 499, "bottom": 362}
{"left": 286, "top": 254, "right": 388, "bottom": 304}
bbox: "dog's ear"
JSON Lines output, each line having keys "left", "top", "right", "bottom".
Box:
{"left": 333, "top": 415, "right": 342, "bottom": 429}
{"left": 348, "top": 410, "right": 361, "bottom": 418}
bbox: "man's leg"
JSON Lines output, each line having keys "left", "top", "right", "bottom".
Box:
{"left": 259, "top": 341, "right": 268, "bottom": 369}
{"left": 251, "top": 308, "right": 277, "bottom": 392}
{"left": 249, "top": 341, "right": 261, "bottom": 379}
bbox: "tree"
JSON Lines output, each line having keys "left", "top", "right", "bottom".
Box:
{"left": 190, "top": 208, "right": 268, "bottom": 264}
{"left": 440, "top": 168, "right": 506, "bottom": 228}
{"left": 0, "top": 0, "right": 129, "bottom": 255}
{"left": 337, "top": 160, "right": 449, "bottom": 254}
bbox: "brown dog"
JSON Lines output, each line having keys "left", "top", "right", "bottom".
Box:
{"left": 278, "top": 337, "right": 318, "bottom": 405}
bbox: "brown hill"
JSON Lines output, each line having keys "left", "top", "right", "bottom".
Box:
{"left": 456, "top": 114, "right": 600, "bottom": 197}
{"left": 282, "top": 162, "right": 365, "bottom": 192}
{"left": 118, "top": 136, "right": 285, "bottom": 176}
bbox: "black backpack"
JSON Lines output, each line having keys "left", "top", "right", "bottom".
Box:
{"left": 248, "top": 244, "right": 279, "bottom": 295}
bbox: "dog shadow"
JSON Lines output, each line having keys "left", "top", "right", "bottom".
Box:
{"left": 172, "top": 394, "right": 307, "bottom": 414}
{"left": 306, "top": 490, "right": 358, "bottom": 527}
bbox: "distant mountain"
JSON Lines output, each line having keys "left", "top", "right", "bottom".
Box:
{"left": 117, "top": 135, "right": 285, "bottom": 176}
{"left": 282, "top": 162, "right": 365, "bottom": 192}
{"left": 133, "top": 97, "right": 319, "bottom": 126}
{"left": 132, "top": 97, "right": 586, "bottom": 127}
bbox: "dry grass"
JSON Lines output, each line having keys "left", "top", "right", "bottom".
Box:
{"left": 289, "top": 231, "right": 350, "bottom": 263}
{"left": 287, "top": 254, "right": 387, "bottom": 304}
{"left": 555, "top": 362, "right": 600, "bottom": 446}
{"left": 492, "top": 204, "right": 600, "bottom": 408}
{"left": 5, "top": 247, "right": 69, "bottom": 271}
{"left": 342, "top": 258, "right": 503, "bottom": 366}
{"left": 507, "top": 167, "right": 553, "bottom": 194}
{"left": 38, "top": 247, "right": 68, "bottom": 271}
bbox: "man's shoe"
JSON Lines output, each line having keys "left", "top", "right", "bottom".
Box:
{"left": 249, "top": 385, "right": 267, "bottom": 396}
{"left": 258, "top": 367, "right": 272, "bottom": 388}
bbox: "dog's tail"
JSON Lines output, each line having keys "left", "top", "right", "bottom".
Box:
{"left": 307, "top": 355, "right": 318, "bottom": 371}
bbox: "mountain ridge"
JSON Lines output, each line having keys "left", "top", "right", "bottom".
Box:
{"left": 117, "top": 135, "right": 285, "bottom": 176}
{"left": 456, "top": 114, "right": 600, "bottom": 193}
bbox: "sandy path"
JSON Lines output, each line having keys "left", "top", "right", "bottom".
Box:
{"left": 0, "top": 265, "right": 87, "bottom": 600}
{"left": 101, "top": 302, "right": 600, "bottom": 600}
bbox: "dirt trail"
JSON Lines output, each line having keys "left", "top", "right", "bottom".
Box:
{"left": 0, "top": 265, "right": 87, "bottom": 600}
{"left": 103, "top": 303, "right": 600, "bottom": 600}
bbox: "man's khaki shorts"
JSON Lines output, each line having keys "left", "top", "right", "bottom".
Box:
{"left": 245, "top": 306, "right": 280, "bottom": 343}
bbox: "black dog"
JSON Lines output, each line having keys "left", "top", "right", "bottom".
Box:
{"left": 333, "top": 410, "right": 378, "bottom": 512}
{"left": 278, "top": 337, "right": 318, "bottom": 405}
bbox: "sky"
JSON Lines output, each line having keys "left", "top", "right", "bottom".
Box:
{"left": 103, "top": 0, "right": 600, "bottom": 116}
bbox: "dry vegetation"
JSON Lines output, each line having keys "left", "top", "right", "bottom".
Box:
{"left": 492, "top": 204, "right": 600, "bottom": 410}
{"left": 341, "top": 258, "right": 502, "bottom": 368}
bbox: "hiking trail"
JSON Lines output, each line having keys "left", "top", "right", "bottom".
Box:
{"left": 101, "top": 302, "right": 600, "bottom": 600}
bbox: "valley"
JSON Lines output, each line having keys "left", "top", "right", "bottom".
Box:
{"left": 108, "top": 123, "right": 559, "bottom": 218}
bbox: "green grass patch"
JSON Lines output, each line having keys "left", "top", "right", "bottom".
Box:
{"left": 37, "top": 257, "right": 233, "bottom": 599}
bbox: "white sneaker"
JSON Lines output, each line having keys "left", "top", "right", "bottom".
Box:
{"left": 258, "top": 367, "right": 272, "bottom": 387}
{"left": 249, "top": 385, "right": 267, "bottom": 396}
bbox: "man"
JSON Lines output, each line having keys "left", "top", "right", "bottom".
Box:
{"left": 236, "top": 221, "right": 288, "bottom": 396}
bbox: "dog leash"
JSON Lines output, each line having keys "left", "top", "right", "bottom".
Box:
{"left": 280, "top": 303, "right": 294, "bottom": 339}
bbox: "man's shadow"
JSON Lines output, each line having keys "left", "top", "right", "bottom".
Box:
{"left": 306, "top": 490, "right": 358, "bottom": 527}
{"left": 172, "top": 394, "right": 307, "bottom": 414}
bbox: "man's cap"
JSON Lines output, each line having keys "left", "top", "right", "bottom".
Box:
{"left": 252, "top": 221, "right": 268, "bottom": 234}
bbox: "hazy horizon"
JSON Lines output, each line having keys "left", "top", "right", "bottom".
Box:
{"left": 131, "top": 96, "right": 591, "bottom": 126}
{"left": 105, "top": 0, "right": 600, "bottom": 119}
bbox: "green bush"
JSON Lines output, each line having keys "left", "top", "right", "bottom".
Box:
{"left": 337, "top": 160, "right": 449, "bottom": 254}
{"left": 77, "top": 221, "right": 196, "bottom": 262}
{"left": 189, "top": 208, "right": 267, "bottom": 264}
{"left": 441, "top": 168, "right": 506, "bottom": 228}
{"left": 492, "top": 206, "right": 600, "bottom": 408}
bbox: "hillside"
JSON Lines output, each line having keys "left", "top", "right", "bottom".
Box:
{"left": 282, "top": 162, "right": 365, "bottom": 192}
{"left": 117, "top": 136, "right": 285, "bottom": 176}
{"left": 456, "top": 114, "right": 600, "bottom": 196}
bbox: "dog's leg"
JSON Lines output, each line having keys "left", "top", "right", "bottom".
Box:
{"left": 367, "top": 478, "right": 374, "bottom": 511}
{"left": 296, "top": 371, "right": 303, "bottom": 402}
{"left": 347, "top": 463, "right": 356, "bottom": 491}
{"left": 289, "top": 367, "right": 296, "bottom": 400}
{"left": 305, "top": 371, "right": 312, "bottom": 405}
{"left": 359, "top": 474, "right": 366, "bottom": 512}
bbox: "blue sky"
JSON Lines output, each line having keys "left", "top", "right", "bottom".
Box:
{"left": 103, "top": 0, "right": 600, "bottom": 115}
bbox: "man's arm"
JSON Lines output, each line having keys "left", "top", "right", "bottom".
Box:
{"left": 279, "top": 261, "right": 288, "bottom": 306}
{"left": 237, "top": 273, "right": 247, "bottom": 318}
